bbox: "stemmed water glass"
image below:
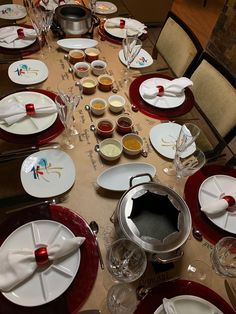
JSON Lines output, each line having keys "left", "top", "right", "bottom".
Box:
{"left": 105, "top": 238, "right": 147, "bottom": 314}
{"left": 57, "top": 81, "right": 82, "bottom": 136}
{"left": 41, "top": 9, "right": 54, "bottom": 52}
{"left": 122, "top": 35, "right": 142, "bottom": 84}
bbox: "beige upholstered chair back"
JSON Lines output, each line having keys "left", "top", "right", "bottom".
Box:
{"left": 156, "top": 13, "right": 202, "bottom": 77}
{"left": 190, "top": 58, "right": 236, "bottom": 139}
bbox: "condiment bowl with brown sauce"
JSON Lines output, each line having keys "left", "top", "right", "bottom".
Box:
{"left": 98, "top": 74, "right": 114, "bottom": 92}
{"left": 91, "top": 60, "right": 107, "bottom": 76}
{"left": 122, "top": 133, "right": 143, "bottom": 155}
{"left": 90, "top": 97, "right": 107, "bottom": 116}
{"left": 116, "top": 115, "right": 133, "bottom": 134}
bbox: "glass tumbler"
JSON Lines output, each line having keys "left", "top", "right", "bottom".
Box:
{"left": 211, "top": 236, "right": 236, "bottom": 277}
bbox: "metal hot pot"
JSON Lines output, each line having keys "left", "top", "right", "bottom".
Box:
{"left": 114, "top": 175, "right": 192, "bottom": 263}
{"left": 55, "top": 4, "right": 92, "bottom": 35}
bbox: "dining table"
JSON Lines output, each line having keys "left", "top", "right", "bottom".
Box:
{"left": 0, "top": 0, "right": 235, "bottom": 313}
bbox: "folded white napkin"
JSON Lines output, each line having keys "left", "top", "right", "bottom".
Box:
{"left": 142, "top": 77, "right": 193, "bottom": 99}
{"left": 0, "top": 236, "right": 85, "bottom": 292}
{"left": 106, "top": 18, "right": 147, "bottom": 35}
{"left": 0, "top": 28, "right": 37, "bottom": 44}
{"left": 39, "top": 0, "right": 73, "bottom": 11}
{"left": 162, "top": 298, "right": 178, "bottom": 314}
{"left": 200, "top": 193, "right": 236, "bottom": 215}
{"left": 0, "top": 99, "right": 57, "bottom": 125}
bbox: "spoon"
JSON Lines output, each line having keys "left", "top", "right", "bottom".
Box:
{"left": 94, "top": 144, "right": 100, "bottom": 153}
{"left": 192, "top": 228, "right": 203, "bottom": 241}
{"left": 85, "top": 104, "right": 93, "bottom": 122}
{"left": 89, "top": 221, "right": 104, "bottom": 270}
{"left": 141, "top": 149, "right": 148, "bottom": 158}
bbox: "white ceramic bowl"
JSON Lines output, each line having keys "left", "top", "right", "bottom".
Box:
{"left": 91, "top": 60, "right": 107, "bottom": 76}
{"left": 90, "top": 97, "right": 107, "bottom": 116}
{"left": 122, "top": 133, "right": 144, "bottom": 155}
{"left": 99, "top": 138, "right": 123, "bottom": 161}
{"left": 108, "top": 95, "right": 125, "bottom": 113}
{"left": 74, "top": 61, "right": 90, "bottom": 78}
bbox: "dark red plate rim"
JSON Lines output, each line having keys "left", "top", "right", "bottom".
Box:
{"left": 0, "top": 88, "right": 64, "bottom": 145}
{"left": 184, "top": 165, "right": 236, "bottom": 244}
{"left": 0, "top": 203, "right": 99, "bottom": 314}
{"left": 135, "top": 279, "right": 235, "bottom": 314}
{"left": 0, "top": 24, "right": 44, "bottom": 57}
{"left": 129, "top": 73, "right": 195, "bottom": 120}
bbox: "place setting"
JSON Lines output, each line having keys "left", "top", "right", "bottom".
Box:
{"left": 0, "top": 4, "right": 27, "bottom": 20}
{"left": 129, "top": 74, "right": 195, "bottom": 120}
{"left": 0, "top": 89, "right": 64, "bottom": 145}
{"left": 184, "top": 164, "right": 236, "bottom": 244}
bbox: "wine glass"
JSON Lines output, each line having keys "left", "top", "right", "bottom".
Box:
{"left": 55, "top": 94, "right": 75, "bottom": 150}
{"left": 90, "top": 0, "right": 97, "bottom": 16}
{"left": 41, "top": 9, "right": 54, "bottom": 52}
{"left": 122, "top": 36, "right": 142, "bottom": 84}
{"left": 105, "top": 238, "right": 146, "bottom": 314}
{"left": 211, "top": 237, "right": 236, "bottom": 278}
{"left": 57, "top": 81, "right": 82, "bottom": 135}
{"left": 163, "top": 123, "right": 201, "bottom": 176}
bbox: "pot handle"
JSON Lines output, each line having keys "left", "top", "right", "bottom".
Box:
{"left": 151, "top": 248, "right": 184, "bottom": 263}
{"left": 129, "top": 173, "right": 153, "bottom": 187}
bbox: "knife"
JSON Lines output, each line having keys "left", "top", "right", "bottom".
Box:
{"left": 0, "top": 142, "right": 60, "bottom": 158}
{"left": 77, "top": 310, "right": 101, "bottom": 314}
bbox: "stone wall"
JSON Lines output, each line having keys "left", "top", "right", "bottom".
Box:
{"left": 207, "top": 0, "right": 236, "bottom": 78}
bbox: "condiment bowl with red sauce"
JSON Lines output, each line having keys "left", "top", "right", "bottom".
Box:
{"left": 96, "top": 118, "right": 115, "bottom": 138}
{"left": 122, "top": 133, "right": 143, "bottom": 156}
{"left": 90, "top": 97, "right": 107, "bottom": 116}
{"left": 74, "top": 62, "right": 90, "bottom": 78}
{"left": 116, "top": 115, "right": 133, "bottom": 134}
{"left": 91, "top": 60, "right": 107, "bottom": 76}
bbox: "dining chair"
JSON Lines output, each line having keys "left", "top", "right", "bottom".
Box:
{"left": 186, "top": 52, "right": 236, "bottom": 160}
{"left": 152, "top": 11, "right": 203, "bottom": 77}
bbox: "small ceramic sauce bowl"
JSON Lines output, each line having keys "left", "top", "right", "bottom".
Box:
{"left": 85, "top": 47, "right": 100, "bottom": 63}
{"left": 116, "top": 115, "right": 133, "bottom": 134}
{"left": 99, "top": 138, "right": 123, "bottom": 161}
{"left": 108, "top": 95, "right": 125, "bottom": 113}
{"left": 74, "top": 62, "right": 90, "bottom": 78}
{"left": 122, "top": 133, "right": 143, "bottom": 155}
{"left": 98, "top": 74, "right": 114, "bottom": 92}
{"left": 80, "top": 77, "right": 97, "bottom": 95}
{"left": 91, "top": 60, "right": 107, "bottom": 76}
{"left": 90, "top": 97, "right": 107, "bottom": 116}
{"left": 69, "top": 49, "right": 85, "bottom": 64}
{"left": 96, "top": 118, "right": 114, "bottom": 138}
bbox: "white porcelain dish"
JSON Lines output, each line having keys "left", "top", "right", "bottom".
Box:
{"left": 57, "top": 38, "right": 98, "bottom": 52}
{"left": 198, "top": 175, "right": 236, "bottom": 234}
{"left": 1, "top": 220, "right": 80, "bottom": 307}
{"left": 149, "top": 122, "right": 196, "bottom": 159}
{"left": 139, "top": 77, "right": 185, "bottom": 109}
{"left": 8, "top": 59, "right": 49, "bottom": 85}
{"left": 95, "top": 1, "right": 117, "bottom": 14}
{"left": 104, "top": 17, "right": 145, "bottom": 39}
{"left": 154, "top": 295, "right": 223, "bottom": 314}
{"left": 119, "top": 48, "right": 153, "bottom": 68}
{"left": 0, "top": 4, "right": 27, "bottom": 20}
{"left": 0, "top": 91, "right": 57, "bottom": 135}
{"left": 97, "top": 162, "right": 156, "bottom": 191}
{"left": 20, "top": 149, "right": 76, "bottom": 198}
{"left": 0, "top": 26, "right": 36, "bottom": 49}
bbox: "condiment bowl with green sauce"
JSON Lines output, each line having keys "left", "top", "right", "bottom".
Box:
{"left": 99, "top": 138, "right": 123, "bottom": 161}
{"left": 122, "top": 133, "right": 144, "bottom": 156}
{"left": 90, "top": 97, "right": 107, "bottom": 116}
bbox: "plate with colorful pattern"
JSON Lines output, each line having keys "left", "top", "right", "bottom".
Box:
{"left": 0, "top": 4, "right": 27, "bottom": 20}
{"left": 8, "top": 59, "right": 49, "bottom": 85}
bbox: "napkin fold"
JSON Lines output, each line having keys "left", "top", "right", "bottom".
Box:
{"left": 0, "top": 99, "right": 57, "bottom": 125}
{"left": 0, "top": 236, "right": 85, "bottom": 292}
{"left": 0, "top": 28, "right": 37, "bottom": 44}
{"left": 106, "top": 18, "right": 147, "bottom": 35}
{"left": 162, "top": 298, "right": 178, "bottom": 314}
{"left": 39, "top": 0, "right": 72, "bottom": 11}
{"left": 200, "top": 193, "right": 236, "bottom": 215}
{"left": 142, "top": 77, "right": 193, "bottom": 98}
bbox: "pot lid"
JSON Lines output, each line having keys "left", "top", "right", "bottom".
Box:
{"left": 116, "top": 182, "right": 192, "bottom": 254}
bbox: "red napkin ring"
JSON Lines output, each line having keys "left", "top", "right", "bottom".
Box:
{"left": 17, "top": 28, "right": 25, "bottom": 40}
{"left": 35, "top": 247, "right": 49, "bottom": 266}
{"left": 157, "top": 85, "right": 164, "bottom": 96}
{"left": 25, "top": 104, "right": 36, "bottom": 116}
{"left": 120, "top": 19, "right": 125, "bottom": 29}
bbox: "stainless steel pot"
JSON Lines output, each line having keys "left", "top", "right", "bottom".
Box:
{"left": 114, "top": 174, "right": 192, "bottom": 263}
{"left": 55, "top": 4, "right": 92, "bottom": 35}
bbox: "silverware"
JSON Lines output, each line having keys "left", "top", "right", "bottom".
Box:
{"left": 85, "top": 104, "right": 93, "bottom": 122}
{"left": 89, "top": 221, "right": 104, "bottom": 270}
{"left": 0, "top": 142, "right": 61, "bottom": 162}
